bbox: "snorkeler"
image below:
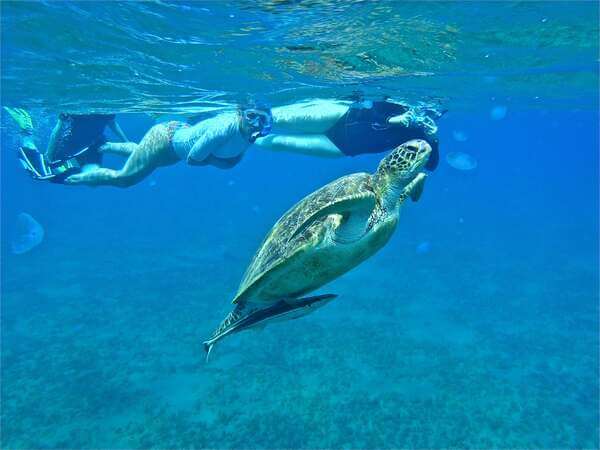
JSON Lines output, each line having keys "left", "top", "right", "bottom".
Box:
{"left": 57, "top": 98, "right": 440, "bottom": 188}
{"left": 4, "top": 107, "right": 128, "bottom": 182}
{"left": 254, "top": 98, "right": 440, "bottom": 168}
{"left": 64, "top": 107, "right": 267, "bottom": 187}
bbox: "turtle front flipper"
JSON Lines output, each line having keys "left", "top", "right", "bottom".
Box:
{"left": 289, "top": 193, "right": 375, "bottom": 242}
{"left": 203, "top": 294, "right": 337, "bottom": 361}
{"left": 408, "top": 172, "right": 427, "bottom": 202}
{"left": 397, "top": 172, "right": 427, "bottom": 205}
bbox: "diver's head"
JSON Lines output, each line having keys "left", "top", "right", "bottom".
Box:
{"left": 240, "top": 106, "right": 272, "bottom": 143}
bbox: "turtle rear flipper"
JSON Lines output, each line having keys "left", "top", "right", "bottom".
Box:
{"left": 203, "top": 342, "right": 213, "bottom": 361}
{"left": 203, "top": 294, "right": 337, "bottom": 362}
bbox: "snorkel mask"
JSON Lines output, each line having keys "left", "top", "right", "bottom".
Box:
{"left": 242, "top": 107, "right": 273, "bottom": 143}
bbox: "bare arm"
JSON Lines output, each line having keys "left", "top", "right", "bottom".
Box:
{"left": 270, "top": 99, "right": 350, "bottom": 134}
{"left": 253, "top": 134, "right": 343, "bottom": 158}
{"left": 176, "top": 112, "right": 244, "bottom": 163}
{"left": 249, "top": 99, "right": 351, "bottom": 157}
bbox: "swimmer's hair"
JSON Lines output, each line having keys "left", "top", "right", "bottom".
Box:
{"left": 239, "top": 101, "right": 271, "bottom": 114}
{"left": 343, "top": 91, "right": 364, "bottom": 102}
{"left": 239, "top": 96, "right": 257, "bottom": 112}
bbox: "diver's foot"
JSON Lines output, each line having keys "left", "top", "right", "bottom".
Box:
{"left": 64, "top": 172, "right": 89, "bottom": 185}
{"left": 64, "top": 170, "right": 95, "bottom": 185}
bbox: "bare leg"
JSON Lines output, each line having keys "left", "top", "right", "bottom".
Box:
{"left": 108, "top": 118, "right": 129, "bottom": 142}
{"left": 65, "top": 124, "right": 178, "bottom": 188}
{"left": 99, "top": 142, "right": 139, "bottom": 157}
{"left": 45, "top": 116, "right": 65, "bottom": 162}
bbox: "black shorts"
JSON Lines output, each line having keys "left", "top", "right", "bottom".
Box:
{"left": 53, "top": 113, "right": 115, "bottom": 163}
{"left": 326, "top": 101, "right": 439, "bottom": 170}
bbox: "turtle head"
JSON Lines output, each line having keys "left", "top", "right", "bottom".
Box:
{"left": 374, "top": 139, "right": 431, "bottom": 207}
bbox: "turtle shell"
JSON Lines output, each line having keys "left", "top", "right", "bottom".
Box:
{"left": 233, "top": 172, "right": 375, "bottom": 303}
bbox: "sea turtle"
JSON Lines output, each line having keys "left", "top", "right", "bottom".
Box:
{"left": 203, "top": 139, "right": 432, "bottom": 359}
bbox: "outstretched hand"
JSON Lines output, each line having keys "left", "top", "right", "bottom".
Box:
{"left": 388, "top": 110, "right": 438, "bottom": 136}
{"left": 387, "top": 110, "right": 416, "bottom": 127}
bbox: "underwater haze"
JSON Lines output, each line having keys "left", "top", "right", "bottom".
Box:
{"left": 1, "top": 1, "right": 599, "bottom": 449}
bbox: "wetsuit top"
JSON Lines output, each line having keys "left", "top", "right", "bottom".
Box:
{"left": 326, "top": 101, "right": 439, "bottom": 170}
{"left": 53, "top": 113, "right": 115, "bottom": 162}
{"left": 171, "top": 112, "right": 250, "bottom": 168}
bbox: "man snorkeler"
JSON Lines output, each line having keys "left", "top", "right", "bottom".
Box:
{"left": 20, "top": 98, "right": 440, "bottom": 188}
{"left": 4, "top": 107, "right": 128, "bottom": 182}
{"left": 255, "top": 98, "right": 440, "bottom": 166}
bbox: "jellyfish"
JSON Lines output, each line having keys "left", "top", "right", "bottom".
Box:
{"left": 490, "top": 105, "right": 507, "bottom": 120}
{"left": 452, "top": 130, "right": 468, "bottom": 142}
{"left": 446, "top": 152, "right": 478, "bottom": 171}
{"left": 11, "top": 212, "right": 44, "bottom": 255}
{"left": 416, "top": 241, "right": 431, "bottom": 254}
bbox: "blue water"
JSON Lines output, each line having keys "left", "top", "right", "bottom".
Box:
{"left": 2, "top": 2, "right": 599, "bottom": 449}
